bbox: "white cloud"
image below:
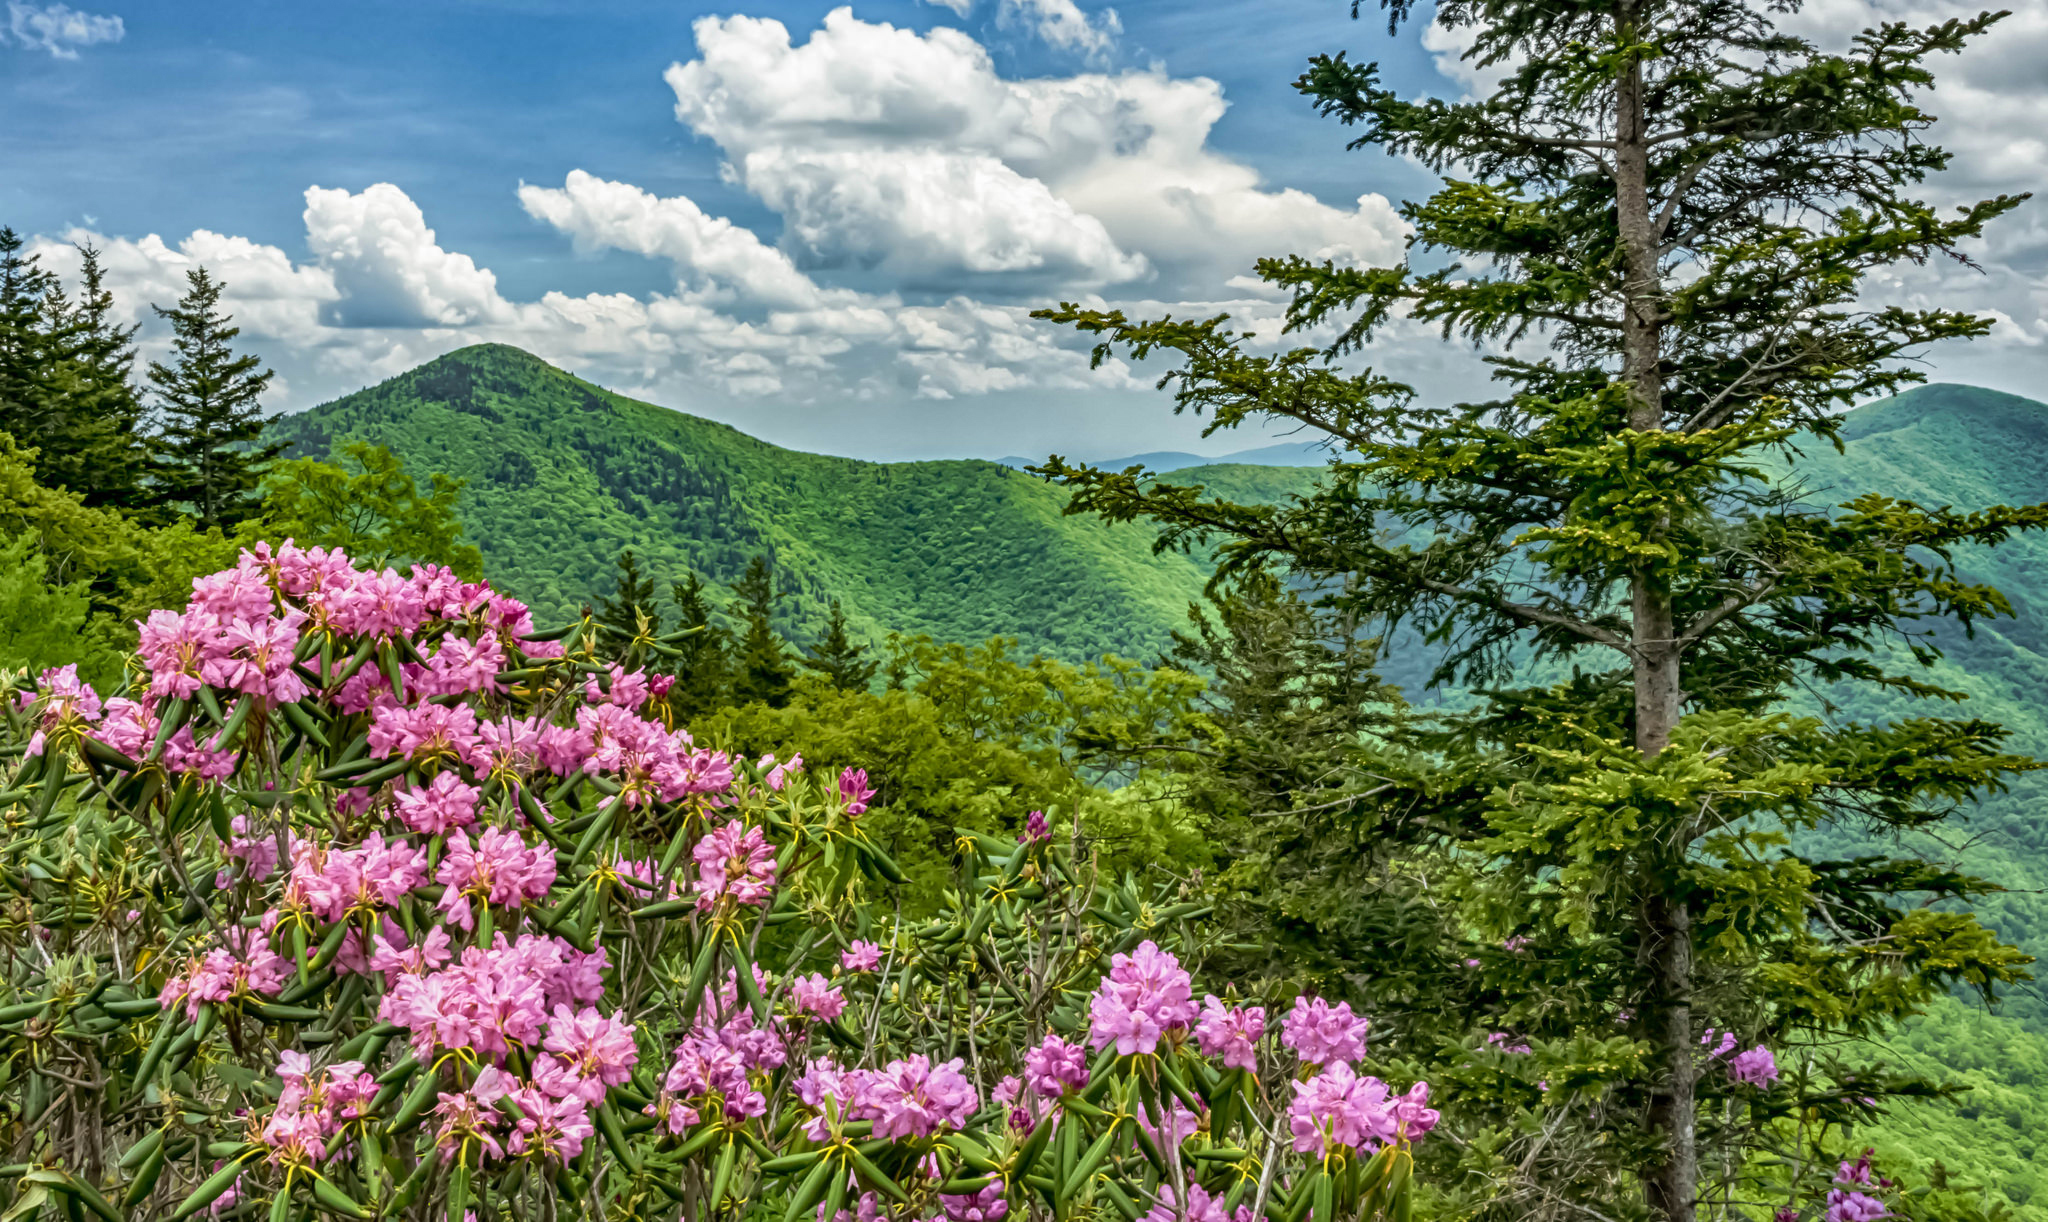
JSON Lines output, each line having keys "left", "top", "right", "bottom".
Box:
{"left": 304, "top": 184, "right": 510, "bottom": 328}
{"left": 996, "top": 0, "right": 1120, "bottom": 63}
{"left": 920, "top": 0, "right": 973, "bottom": 15}
{"left": 4, "top": 1, "right": 122, "bottom": 59}
{"left": 665, "top": 8, "right": 1406, "bottom": 297}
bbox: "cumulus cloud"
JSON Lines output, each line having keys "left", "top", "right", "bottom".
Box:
{"left": 5, "top": 2, "right": 122, "bottom": 59}
{"left": 27, "top": 179, "right": 1142, "bottom": 412}
{"left": 995, "top": 0, "right": 1120, "bottom": 63}
{"left": 305, "top": 184, "right": 510, "bottom": 328}
{"left": 920, "top": 0, "right": 973, "bottom": 15}
{"left": 666, "top": 8, "right": 1406, "bottom": 297}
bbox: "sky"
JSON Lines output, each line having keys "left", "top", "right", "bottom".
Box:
{"left": 4, "top": 0, "right": 2045, "bottom": 462}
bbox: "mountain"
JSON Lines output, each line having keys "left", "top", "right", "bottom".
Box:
{"left": 995, "top": 439, "right": 1331, "bottom": 472}
{"left": 264, "top": 344, "right": 1316, "bottom": 663}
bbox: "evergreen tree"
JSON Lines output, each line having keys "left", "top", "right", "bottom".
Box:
{"left": 24, "top": 246, "right": 154, "bottom": 510}
{"left": 598, "top": 549, "right": 662, "bottom": 644}
{"left": 1038, "top": 5, "right": 2036, "bottom": 1221}
{"left": 668, "top": 572, "right": 734, "bottom": 719}
{"left": 0, "top": 228, "right": 58, "bottom": 458}
{"left": 52, "top": 245, "right": 152, "bottom": 510}
{"left": 729, "top": 554, "right": 794, "bottom": 709}
{"left": 147, "top": 268, "right": 280, "bottom": 530}
{"left": 801, "top": 598, "right": 878, "bottom": 692}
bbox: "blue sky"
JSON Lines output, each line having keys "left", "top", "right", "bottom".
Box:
{"left": 6, "top": 0, "right": 2044, "bottom": 460}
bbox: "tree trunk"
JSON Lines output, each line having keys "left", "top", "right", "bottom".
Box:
{"left": 1614, "top": 5, "right": 1696, "bottom": 1222}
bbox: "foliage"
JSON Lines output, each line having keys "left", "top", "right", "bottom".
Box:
{"left": 0, "top": 547, "right": 1446, "bottom": 1222}
{"left": 256, "top": 439, "right": 483, "bottom": 578}
{"left": 697, "top": 633, "right": 1213, "bottom": 902}
{"left": 147, "top": 268, "right": 282, "bottom": 530}
{"left": 1032, "top": 4, "right": 2040, "bottom": 1222}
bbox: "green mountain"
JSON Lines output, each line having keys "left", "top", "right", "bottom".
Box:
{"left": 270, "top": 348, "right": 2048, "bottom": 1210}
{"left": 265, "top": 343, "right": 1314, "bottom": 662}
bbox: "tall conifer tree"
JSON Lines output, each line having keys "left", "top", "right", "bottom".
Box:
{"left": 802, "top": 598, "right": 878, "bottom": 692}
{"left": 147, "top": 268, "right": 280, "bottom": 530}
{"left": 1038, "top": 4, "right": 2037, "bottom": 1220}
{"left": 669, "top": 572, "right": 734, "bottom": 718}
{"left": 0, "top": 228, "right": 57, "bottom": 455}
{"left": 729, "top": 555, "right": 794, "bottom": 709}
{"left": 44, "top": 246, "right": 151, "bottom": 509}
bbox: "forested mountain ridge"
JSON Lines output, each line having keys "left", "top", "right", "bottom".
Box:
{"left": 264, "top": 343, "right": 1314, "bottom": 661}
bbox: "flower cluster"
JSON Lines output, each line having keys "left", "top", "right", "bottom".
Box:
{"left": 257, "top": 1051, "right": 379, "bottom": 1169}
{"left": 1288, "top": 1064, "right": 1438, "bottom": 1156}
{"left": 158, "top": 926, "right": 292, "bottom": 1019}
{"left": 692, "top": 820, "right": 777, "bottom": 910}
{"left": 1088, "top": 940, "right": 1199, "bottom": 1055}
{"left": 1281, "top": 996, "right": 1368, "bottom": 1066}
{"left": 1195, "top": 997, "right": 1265, "bottom": 1071}
{"left": 792, "top": 1054, "right": 980, "bottom": 1141}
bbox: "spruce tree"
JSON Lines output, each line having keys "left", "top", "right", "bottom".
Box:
{"left": 1037, "top": 5, "right": 2037, "bottom": 1221}
{"left": 801, "top": 598, "right": 878, "bottom": 692}
{"left": 598, "top": 549, "right": 662, "bottom": 643}
{"left": 147, "top": 268, "right": 280, "bottom": 530}
{"left": 669, "top": 572, "right": 734, "bottom": 718}
{"left": 0, "top": 228, "right": 57, "bottom": 456}
{"left": 42, "top": 246, "right": 151, "bottom": 510}
{"left": 728, "top": 554, "right": 794, "bottom": 709}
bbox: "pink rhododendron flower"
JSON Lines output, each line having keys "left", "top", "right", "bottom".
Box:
{"left": 1023, "top": 1034, "right": 1090, "bottom": 1097}
{"left": 1826, "top": 1192, "right": 1886, "bottom": 1222}
{"left": 1018, "top": 810, "right": 1051, "bottom": 843}
{"left": 1288, "top": 1062, "right": 1400, "bottom": 1155}
{"left": 841, "top": 940, "right": 883, "bottom": 972}
{"left": 584, "top": 665, "right": 650, "bottom": 709}
{"left": 1196, "top": 996, "right": 1266, "bottom": 1071}
{"left": 393, "top": 772, "right": 481, "bottom": 836}
{"left": 1391, "top": 1081, "right": 1439, "bottom": 1140}
{"left": 692, "top": 821, "right": 777, "bottom": 910}
{"left": 839, "top": 767, "right": 874, "bottom": 815}
{"left": 92, "top": 697, "right": 157, "bottom": 758}
{"left": 940, "top": 1184, "right": 1009, "bottom": 1222}
{"left": 369, "top": 700, "right": 487, "bottom": 770}
{"left": 158, "top": 928, "right": 292, "bottom": 1019}
{"left": 789, "top": 973, "right": 847, "bottom": 1021}
{"left": 542, "top": 1005, "right": 640, "bottom": 1103}
{"left": 1087, "top": 940, "right": 1198, "bottom": 1056}
{"left": 853, "top": 1054, "right": 978, "bottom": 1140}
{"left": 435, "top": 827, "right": 557, "bottom": 931}
{"left": 1728, "top": 1045, "right": 1778, "bottom": 1088}
{"left": 1281, "top": 996, "right": 1369, "bottom": 1066}
{"left": 1486, "top": 1032, "right": 1534, "bottom": 1055}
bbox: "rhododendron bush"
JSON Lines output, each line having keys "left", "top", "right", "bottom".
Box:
{"left": 0, "top": 546, "right": 1436, "bottom": 1222}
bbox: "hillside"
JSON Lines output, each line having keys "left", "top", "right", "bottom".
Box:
{"left": 264, "top": 344, "right": 1316, "bottom": 663}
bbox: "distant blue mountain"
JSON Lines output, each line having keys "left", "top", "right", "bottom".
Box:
{"left": 995, "top": 439, "right": 1333, "bottom": 472}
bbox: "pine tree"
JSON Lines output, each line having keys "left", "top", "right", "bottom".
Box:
{"left": 728, "top": 554, "right": 793, "bottom": 709}
{"left": 801, "top": 598, "right": 878, "bottom": 692}
{"left": 147, "top": 268, "right": 280, "bottom": 530}
{"left": 598, "top": 549, "right": 662, "bottom": 644}
{"left": 1037, "top": 5, "right": 2037, "bottom": 1221}
{"left": 669, "top": 572, "right": 733, "bottom": 718}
